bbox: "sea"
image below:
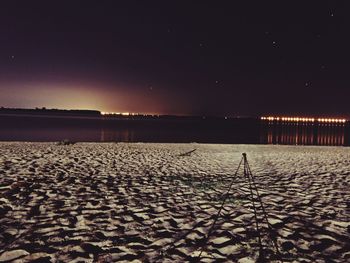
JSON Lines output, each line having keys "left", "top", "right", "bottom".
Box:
{"left": 0, "top": 114, "right": 349, "bottom": 146}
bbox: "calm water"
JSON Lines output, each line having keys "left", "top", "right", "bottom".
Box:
{"left": 260, "top": 121, "right": 349, "bottom": 146}
{"left": 0, "top": 115, "right": 349, "bottom": 146}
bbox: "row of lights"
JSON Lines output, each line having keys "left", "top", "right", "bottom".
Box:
{"left": 101, "top": 112, "right": 133, "bottom": 116}
{"left": 261, "top": 117, "right": 315, "bottom": 122}
{"left": 261, "top": 116, "right": 347, "bottom": 123}
{"left": 317, "top": 118, "right": 347, "bottom": 123}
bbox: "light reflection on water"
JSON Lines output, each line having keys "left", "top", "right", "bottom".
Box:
{"left": 100, "top": 128, "right": 135, "bottom": 142}
{"left": 260, "top": 121, "right": 347, "bottom": 146}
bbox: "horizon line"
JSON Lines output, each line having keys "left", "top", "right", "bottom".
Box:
{"left": 1, "top": 106, "right": 349, "bottom": 119}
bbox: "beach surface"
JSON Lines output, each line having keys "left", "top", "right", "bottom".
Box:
{"left": 0, "top": 142, "right": 349, "bottom": 262}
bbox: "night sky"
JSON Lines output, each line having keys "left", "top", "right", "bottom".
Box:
{"left": 1, "top": 1, "right": 349, "bottom": 116}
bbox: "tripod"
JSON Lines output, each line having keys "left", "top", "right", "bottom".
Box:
{"left": 196, "top": 153, "right": 282, "bottom": 262}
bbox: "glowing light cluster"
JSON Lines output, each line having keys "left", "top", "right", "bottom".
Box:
{"left": 317, "top": 118, "right": 346, "bottom": 123}
{"left": 261, "top": 116, "right": 279, "bottom": 121}
{"left": 101, "top": 112, "right": 133, "bottom": 116}
{"left": 261, "top": 116, "right": 347, "bottom": 123}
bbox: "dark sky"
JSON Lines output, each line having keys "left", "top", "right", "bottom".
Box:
{"left": 0, "top": 1, "right": 349, "bottom": 116}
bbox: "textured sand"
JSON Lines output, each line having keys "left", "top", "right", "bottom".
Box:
{"left": 0, "top": 142, "right": 349, "bottom": 262}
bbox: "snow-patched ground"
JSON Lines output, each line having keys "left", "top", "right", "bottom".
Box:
{"left": 0, "top": 142, "right": 349, "bottom": 262}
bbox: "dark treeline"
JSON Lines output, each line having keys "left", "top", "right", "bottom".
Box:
{"left": 0, "top": 107, "right": 101, "bottom": 117}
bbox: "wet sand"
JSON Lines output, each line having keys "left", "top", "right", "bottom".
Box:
{"left": 0, "top": 142, "right": 349, "bottom": 262}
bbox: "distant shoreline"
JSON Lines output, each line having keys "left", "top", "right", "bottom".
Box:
{"left": 0, "top": 108, "right": 257, "bottom": 121}
{"left": 0, "top": 108, "right": 101, "bottom": 117}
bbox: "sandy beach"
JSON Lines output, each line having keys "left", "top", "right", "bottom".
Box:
{"left": 0, "top": 142, "right": 349, "bottom": 262}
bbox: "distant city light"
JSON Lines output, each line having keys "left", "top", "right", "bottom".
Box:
{"left": 261, "top": 116, "right": 347, "bottom": 123}
{"left": 101, "top": 112, "right": 133, "bottom": 116}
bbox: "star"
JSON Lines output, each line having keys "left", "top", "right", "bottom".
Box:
{"left": 305, "top": 82, "right": 310, "bottom": 87}
{"left": 215, "top": 80, "right": 219, "bottom": 84}
{"left": 10, "top": 55, "right": 15, "bottom": 59}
